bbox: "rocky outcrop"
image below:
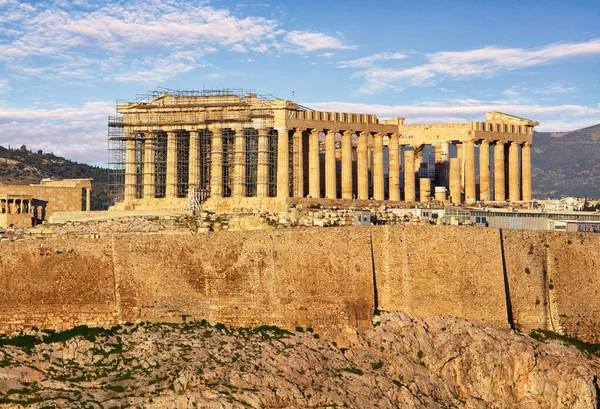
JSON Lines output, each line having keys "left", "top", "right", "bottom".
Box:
{"left": 0, "top": 312, "right": 598, "bottom": 408}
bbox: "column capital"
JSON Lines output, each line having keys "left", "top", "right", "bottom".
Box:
{"left": 523, "top": 141, "right": 532, "bottom": 147}
{"left": 479, "top": 139, "right": 490, "bottom": 145}
{"left": 276, "top": 127, "right": 288, "bottom": 133}
{"left": 293, "top": 128, "right": 303, "bottom": 136}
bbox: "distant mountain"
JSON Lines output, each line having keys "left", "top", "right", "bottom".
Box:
{"left": 0, "top": 145, "right": 110, "bottom": 210}
{"left": 532, "top": 124, "right": 600, "bottom": 199}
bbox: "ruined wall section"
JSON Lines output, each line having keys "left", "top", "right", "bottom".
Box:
{"left": 0, "top": 226, "right": 598, "bottom": 343}
{"left": 544, "top": 232, "right": 600, "bottom": 342}
{"left": 499, "top": 230, "right": 600, "bottom": 342}
{"left": 372, "top": 226, "right": 509, "bottom": 329}
{"left": 0, "top": 237, "right": 117, "bottom": 332}
{"left": 114, "top": 229, "right": 375, "bottom": 341}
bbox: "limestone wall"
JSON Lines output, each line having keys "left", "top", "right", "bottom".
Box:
{"left": 372, "top": 226, "right": 508, "bottom": 329}
{"left": 0, "top": 226, "right": 598, "bottom": 342}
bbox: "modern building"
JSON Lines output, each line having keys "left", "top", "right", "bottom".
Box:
{"left": 108, "top": 89, "right": 538, "bottom": 212}
{"left": 444, "top": 206, "right": 600, "bottom": 231}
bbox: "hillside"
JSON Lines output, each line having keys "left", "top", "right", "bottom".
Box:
{"left": 532, "top": 123, "right": 600, "bottom": 198}
{"left": 0, "top": 145, "right": 110, "bottom": 210}
{"left": 0, "top": 312, "right": 597, "bottom": 408}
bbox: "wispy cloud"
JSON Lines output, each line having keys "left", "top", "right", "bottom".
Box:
{"left": 0, "top": 79, "right": 8, "bottom": 94}
{"left": 350, "top": 39, "right": 600, "bottom": 93}
{"left": 283, "top": 31, "right": 355, "bottom": 52}
{"left": 534, "top": 82, "right": 580, "bottom": 95}
{"left": 338, "top": 52, "right": 406, "bottom": 68}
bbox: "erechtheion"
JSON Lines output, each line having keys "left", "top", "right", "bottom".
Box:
{"left": 108, "top": 89, "right": 538, "bottom": 211}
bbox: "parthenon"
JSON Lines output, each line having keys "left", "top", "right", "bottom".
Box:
{"left": 108, "top": 89, "right": 539, "bottom": 211}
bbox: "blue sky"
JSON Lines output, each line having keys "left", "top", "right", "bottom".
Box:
{"left": 0, "top": 0, "right": 598, "bottom": 165}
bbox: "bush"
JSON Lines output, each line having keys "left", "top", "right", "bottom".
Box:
{"left": 529, "top": 329, "right": 600, "bottom": 356}
{"left": 371, "top": 361, "right": 383, "bottom": 370}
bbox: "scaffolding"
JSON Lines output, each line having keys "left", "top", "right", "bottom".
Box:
{"left": 107, "top": 88, "right": 295, "bottom": 207}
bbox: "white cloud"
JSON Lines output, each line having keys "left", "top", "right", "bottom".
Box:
{"left": 351, "top": 39, "right": 600, "bottom": 93}
{"left": 338, "top": 52, "right": 406, "bottom": 68}
{"left": 284, "top": 30, "right": 354, "bottom": 52}
{"left": 0, "top": 1, "right": 350, "bottom": 83}
{"left": 0, "top": 101, "right": 113, "bottom": 163}
{"left": 302, "top": 100, "right": 600, "bottom": 132}
{"left": 0, "top": 79, "right": 8, "bottom": 94}
{"left": 535, "top": 82, "right": 580, "bottom": 94}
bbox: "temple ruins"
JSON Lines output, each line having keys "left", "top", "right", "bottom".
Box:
{"left": 108, "top": 89, "right": 538, "bottom": 211}
{"left": 0, "top": 178, "right": 92, "bottom": 228}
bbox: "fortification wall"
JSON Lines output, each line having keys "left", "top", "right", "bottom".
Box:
{"left": 0, "top": 226, "right": 598, "bottom": 342}
{"left": 372, "top": 226, "right": 508, "bottom": 329}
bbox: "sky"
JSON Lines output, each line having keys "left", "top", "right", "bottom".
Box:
{"left": 0, "top": 0, "right": 599, "bottom": 165}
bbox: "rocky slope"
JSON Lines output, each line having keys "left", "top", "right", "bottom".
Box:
{"left": 0, "top": 312, "right": 598, "bottom": 408}
{"left": 532, "top": 123, "right": 600, "bottom": 198}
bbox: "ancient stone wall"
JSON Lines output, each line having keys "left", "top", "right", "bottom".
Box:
{"left": 0, "top": 226, "right": 598, "bottom": 342}
{"left": 372, "top": 226, "right": 508, "bottom": 329}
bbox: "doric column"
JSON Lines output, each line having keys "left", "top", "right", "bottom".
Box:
{"left": 389, "top": 133, "right": 400, "bottom": 201}
{"left": 86, "top": 188, "right": 91, "bottom": 211}
{"left": 309, "top": 129, "right": 320, "bottom": 198}
{"left": 509, "top": 141, "right": 520, "bottom": 202}
{"left": 341, "top": 130, "right": 353, "bottom": 199}
{"left": 188, "top": 131, "right": 200, "bottom": 190}
{"left": 256, "top": 129, "right": 268, "bottom": 198}
{"left": 450, "top": 157, "right": 461, "bottom": 204}
{"left": 494, "top": 142, "right": 505, "bottom": 201}
{"left": 232, "top": 131, "right": 246, "bottom": 198}
{"left": 357, "top": 132, "right": 369, "bottom": 200}
{"left": 479, "top": 140, "right": 490, "bottom": 201}
{"left": 522, "top": 142, "right": 532, "bottom": 201}
{"left": 125, "top": 135, "right": 137, "bottom": 202}
{"left": 293, "top": 129, "right": 304, "bottom": 198}
{"left": 420, "top": 178, "right": 430, "bottom": 203}
{"left": 464, "top": 140, "right": 476, "bottom": 204}
{"left": 456, "top": 143, "right": 464, "bottom": 191}
{"left": 277, "top": 128, "right": 289, "bottom": 199}
{"left": 210, "top": 130, "right": 223, "bottom": 198}
{"left": 325, "top": 130, "right": 336, "bottom": 199}
{"left": 143, "top": 136, "right": 155, "bottom": 199}
{"left": 166, "top": 131, "right": 177, "bottom": 199}
{"left": 404, "top": 149, "right": 415, "bottom": 202}
{"left": 373, "top": 133, "right": 384, "bottom": 200}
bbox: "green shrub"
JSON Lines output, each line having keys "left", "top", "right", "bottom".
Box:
{"left": 341, "top": 367, "right": 363, "bottom": 376}
{"left": 529, "top": 329, "right": 600, "bottom": 356}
